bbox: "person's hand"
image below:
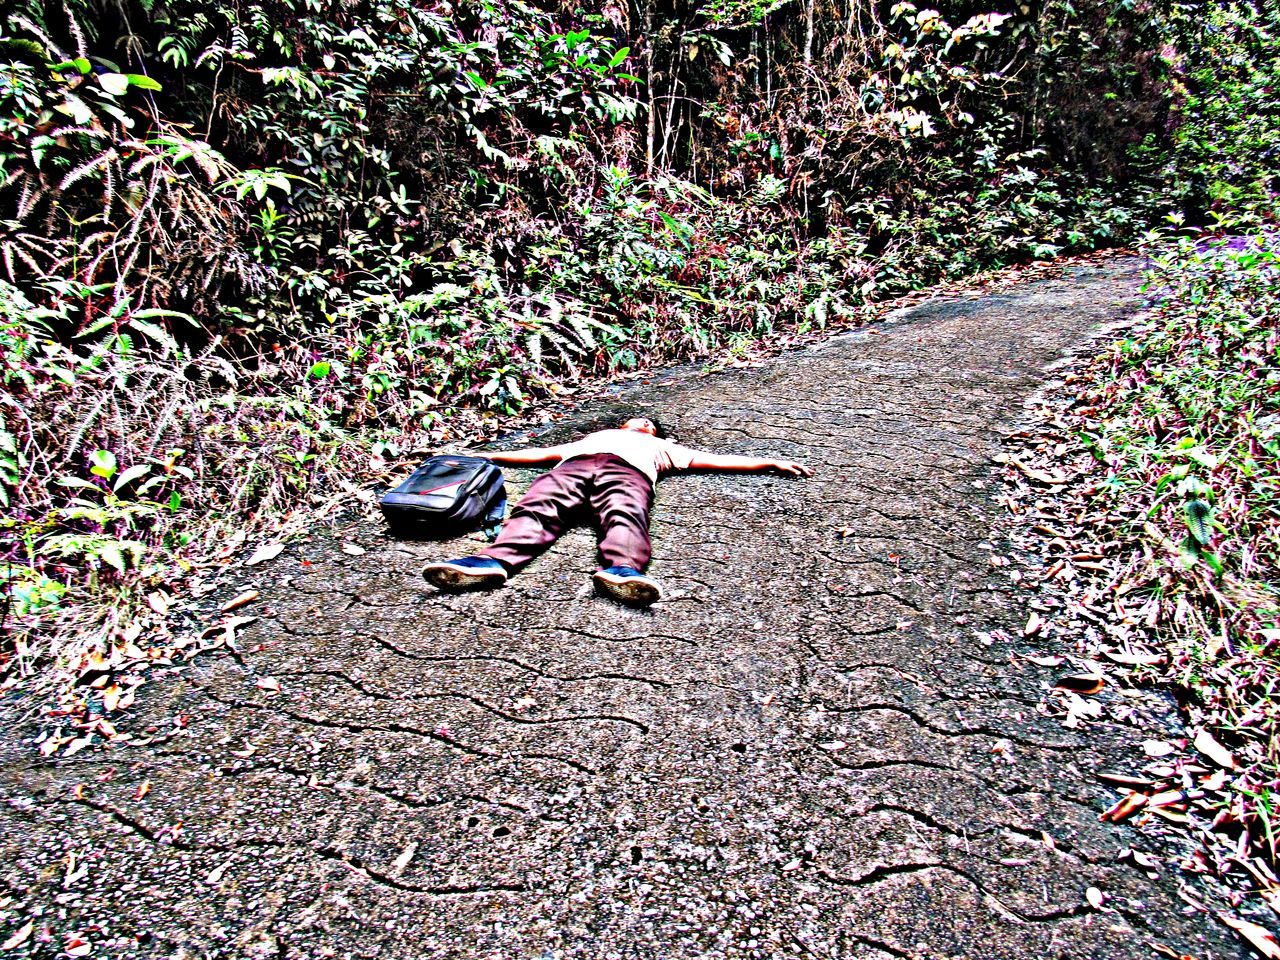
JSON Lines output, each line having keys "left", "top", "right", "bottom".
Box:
{"left": 772, "top": 460, "right": 813, "bottom": 477}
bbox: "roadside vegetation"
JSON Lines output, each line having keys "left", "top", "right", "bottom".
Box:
{"left": 1000, "top": 1, "right": 1280, "bottom": 944}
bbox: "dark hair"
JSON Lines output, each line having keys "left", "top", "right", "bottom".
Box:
{"left": 572, "top": 411, "right": 671, "bottom": 440}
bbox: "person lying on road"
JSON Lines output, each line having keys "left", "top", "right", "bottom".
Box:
{"left": 423, "top": 416, "right": 812, "bottom": 607}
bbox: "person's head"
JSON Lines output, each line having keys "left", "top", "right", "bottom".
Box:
{"left": 620, "top": 416, "right": 658, "bottom": 436}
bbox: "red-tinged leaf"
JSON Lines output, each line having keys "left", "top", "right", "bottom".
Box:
{"left": 135, "top": 781, "right": 151, "bottom": 800}
{"left": 1100, "top": 791, "right": 1148, "bottom": 823}
{"left": 1219, "top": 914, "right": 1280, "bottom": 959}
{"left": 1194, "top": 729, "right": 1238, "bottom": 770}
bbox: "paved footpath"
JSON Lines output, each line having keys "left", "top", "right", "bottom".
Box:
{"left": 0, "top": 260, "right": 1245, "bottom": 959}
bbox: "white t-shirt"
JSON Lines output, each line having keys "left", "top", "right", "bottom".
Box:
{"left": 551, "top": 430, "right": 697, "bottom": 485}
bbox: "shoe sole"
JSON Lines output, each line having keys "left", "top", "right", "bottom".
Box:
{"left": 423, "top": 563, "right": 507, "bottom": 591}
{"left": 592, "top": 570, "right": 662, "bottom": 606}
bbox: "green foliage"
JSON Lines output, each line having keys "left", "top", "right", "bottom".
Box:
{"left": 1157, "top": 1, "right": 1280, "bottom": 216}
{"left": 0, "top": 0, "right": 1269, "bottom": 681}
{"left": 1094, "top": 224, "right": 1280, "bottom": 622}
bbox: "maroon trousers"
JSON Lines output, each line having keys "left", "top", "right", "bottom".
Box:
{"left": 479, "top": 454, "right": 654, "bottom": 573}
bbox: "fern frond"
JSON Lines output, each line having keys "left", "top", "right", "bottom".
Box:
{"left": 16, "top": 179, "right": 45, "bottom": 220}
{"left": 189, "top": 145, "right": 221, "bottom": 184}
{"left": 10, "top": 16, "right": 62, "bottom": 60}
{"left": 567, "top": 314, "right": 597, "bottom": 350}
{"left": 63, "top": 5, "right": 88, "bottom": 58}
{"left": 59, "top": 150, "right": 117, "bottom": 192}
{"left": 50, "top": 125, "right": 106, "bottom": 140}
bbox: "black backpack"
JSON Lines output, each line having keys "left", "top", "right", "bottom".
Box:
{"left": 380, "top": 455, "right": 507, "bottom": 539}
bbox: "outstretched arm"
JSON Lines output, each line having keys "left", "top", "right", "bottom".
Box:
{"left": 483, "top": 446, "right": 564, "bottom": 467}
{"left": 685, "top": 451, "right": 813, "bottom": 477}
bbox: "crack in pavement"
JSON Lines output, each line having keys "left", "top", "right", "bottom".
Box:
{"left": 0, "top": 260, "right": 1244, "bottom": 960}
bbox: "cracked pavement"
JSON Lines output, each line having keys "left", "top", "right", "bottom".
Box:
{"left": 0, "top": 260, "right": 1246, "bottom": 959}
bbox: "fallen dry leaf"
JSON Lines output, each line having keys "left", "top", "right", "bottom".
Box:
{"left": 1024, "top": 611, "right": 1045, "bottom": 636}
{"left": 341, "top": 543, "right": 366, "bottom": 556}
{"left": 1194, "top": 728, "right": 1238, "bottom": 771}
{"left": 256, "top": 676, "right": 282, "bottom": 694}
{"left": 1150, "top": 787, "right": 1199, "bottom": 809}
{"left": 1100, "top": 791, "right": 1148, "bottom": 823}
{"left": 1021, "top": 653, "right": 1065, "bottom": 667}
{"left": 1142, "top": 739, "right": 1178, "bottom": 758}
{"left": 62, "top": 736, "right": 93, "bottom": 757}
{"left": 1086, "top": 886, "right": 1107, "bottom": 910}
{"left": 391, "top": 841, "right": 418, "bottom": 876}
{"left": 2, "top": 920, "right": 33, "bottom": 950}
{"left": 245, "top": 542, "right": 285, "bottom": 566}
{"left": 1008, "top": 456, "right": 1069, "bottom": 486}
{"left": 201, "top": 615, "right": 258, "bottom": 651}
{"left": 102, "top": 684, "right": 123, "bottom": 712}
{"left": 1104, "top": 650, "right": 1166, "bottom": 666}
{"left": 147, "top": 591, "right": 171, "bottom": 615}
{"left": 220, "top": 590, "right": 260, "bottom": 613}
{"left": 1097, "top": 771, "right": 1154, "bottom": 790}
{"left": 1219, "top": 914, "right": 1280, "bottom": 959}
{"left": 1054, "top": 673, "right": 1105, "bottom": 695}
{"left": 135, "top": 781, "right": 151, "bottom": 801}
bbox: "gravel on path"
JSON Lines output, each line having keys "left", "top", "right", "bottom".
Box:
{"left": 0, "top": 259, "right": 1245, "bottom": 959}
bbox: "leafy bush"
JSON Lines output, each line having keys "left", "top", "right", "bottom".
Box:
{"left": 1154, "top": 1, "right": 1280, "bottom": 218}
{"left": 1100, "top": 226, "right": 1280, "bottom": 635}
